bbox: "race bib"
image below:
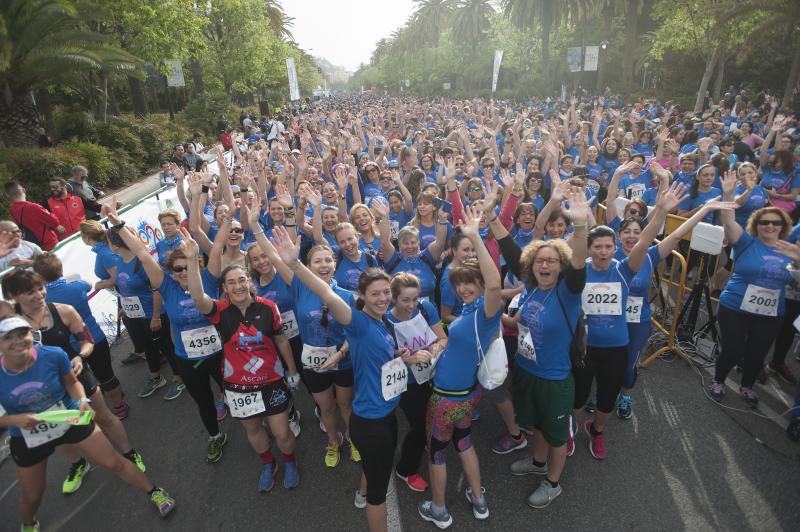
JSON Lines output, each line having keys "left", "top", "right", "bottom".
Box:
{"left": 409, "top": 356, "right": 437, "bottom": 384}
{"left": 390, "top": 220, "right": 400, "bottom": 241}
{"left": 627, "top": 183, "right": 646, "bottom": 199}
{"left": 301, "top": 344, "right": 338, "bottom": 371}
{"left": 381, "top": 357, "right": 408, "bottom": 400}
{"left": 517, "top": 327, "right": 537, "bottom": 363}
{"left": 22, "top": 402, "right": 70, "bottom": 448}
{"left": 121, "top": 296, "right": 145, "bottom": 318}
{"left": 392, "top": 313, "right": 436, "bottom": 353}
{"left": 225, "top": 389, "right": 265, "bottom": 418}
{"left": 740, "top": 284, "right": 779, "bottom": 316}
{"left": 625, "top": 296, "right": 643, "bottom": 323}
{"left": 280, "top": 310, "right": 300, "bottom": 339}
{"left": 180, "top": 325, "right": 221, "bottom": 359}
{"left": 582, "top": 283, "right": 622, "bottom": 315}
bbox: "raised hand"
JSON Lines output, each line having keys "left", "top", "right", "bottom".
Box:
{"left": 499, "top": 168, "right": 513, "bottom": 190}
{"left": 271, "top": 226, "right": 301, "bottom": 266}
{"left": 483, "top": 181, "right": 500, "bottom": 212}
{"left": 720, "top": 169, "right": 737, "bottom": 197}
{"left": 300, "top": 182, "right": 322, "bottom": 207}
{"left": 459, "top": 204, "right": 482, "bottom": 238}
{"left": 561, "top": 186, "right": 591, "bottom": 225}
{"left": 177, "top": 227, "right": 200, "bottom": 259}
{"left": 370, "top": 200, "right": 389, "bottom": 222}
{"left": 775, "top": 240, "right": 800, "bottom": 263}
{"left": 658, "top": 181, "right": 689, "bottom": 212}
{"left": 274, "top": 183, "right": 294, "bottom": 209}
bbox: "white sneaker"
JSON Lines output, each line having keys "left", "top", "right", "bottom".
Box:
{"left": 354, "top": 489, "right": 367, "bottom": 509}
{"left": 289, "top": 410, "right": 301, "bottom": 438}
{"left": 315, "top": 405, "right": 327, "bottom": 433}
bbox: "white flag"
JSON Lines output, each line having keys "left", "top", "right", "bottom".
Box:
{"left": 492, "top": 50, "right": 504, "bottom": 93}
{"left": 286, "top": 58, "right": 300, "bottom": 101}
{"left": 584, "top": 46, "right": 599, "bottom": 72}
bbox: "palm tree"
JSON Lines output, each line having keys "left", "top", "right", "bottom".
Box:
{"left": 0, "top": 0, "right": 139, "bottom": 146}
{"left": 408, "top": 0, "right": 455, "bottom": 47}
{"left": 450, "top": 0, "right": 494, "bottom": 47}
{"left": 263, "top": 0, "right": 295, "bottom": 42}
{"left": 717, "top": 0, "right": 800, "bottom": 110}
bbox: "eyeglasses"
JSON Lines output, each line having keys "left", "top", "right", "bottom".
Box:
{"left": 171, "top": 266, "right": 188, "bottom": 273}
{"left": 627, "top": 209, "right": 642, "bottom": 216}
{"left": 757, "top": 219, "right": 786, "bottom": 227}
{"left": 534, "top": 258, "right": 560, "bottom": 265}
{"left": 468, "top": 186, "right": 482, "bottom": 192}
{"left": 230, "top": 227, "right": 245, "bottom": 234}
{"left": 482, "top": 165, "right": 494, "bottom": 169}
{"left": 380, "top": 175, "right": 393, "bottom": 181}
{"left": 454, "top": 163, "right": 465, "bottom": 167}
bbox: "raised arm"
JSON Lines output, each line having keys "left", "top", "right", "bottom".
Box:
{"left": 173, "top": 164, "right": 190, "bottom": 214}
{"left": 182, "top": 228, "right": 215, "bottom": 315}
{"left": 459, "top": 205, "right": 502, "bottom": 318}
{"left": 719, "top": 169, "right": 744, "bottom": 245}
{"left": 562, "top": 187, "right": 590, "bottom": 269}
{"left": 248, "top": 207, "right": 294, "bottom": 285}
{"left": 605, "top": 161, "right": 634, "bottom": 220}
{"left": 534, "top": 178, "right": 566, "bottom": 240}
{"left": 659, "top": 199, "right": 739, "bottom": 259}
{"left": 188, "top": 178, "right": 214, "bottom": 254}
{"left": 371, "top": 201, "right": 396, "bottom": 263}
{"left": 627, "top": 182, "right": 688, "bottom": 272}
{"left": 272, "top": 227, "right": 352, "bottom": 325}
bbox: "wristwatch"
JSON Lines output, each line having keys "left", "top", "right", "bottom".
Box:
{"left": 79, "top": 397, "right": 92, "bottom": 404}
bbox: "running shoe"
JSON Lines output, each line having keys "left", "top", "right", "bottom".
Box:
{"left": 396, "top": 471, "right": 428, "bottom": 492}
{"left": 465, "top": 486, "right": 488, "bottom": 520}
{"left": 492, "top": 432, "right": 527, "bottom": 454}
{"left": 289, "top": 409, "right": 301, "bottom": 438}
{"left": 787, "top": 418, "right": 800, "bottom": 442}
{"left": 510, "top": 456, "right": 548, "bottom": 476}
{"left": 215, "top": 397, "right": 227, "bottom": 421}
{"left": 616, "top": 393, "right": 633, "bottom": 420}
{"left": 566, "top": 417, "right": 577, "bottom": 457}
{"left": 471, "top": 408, "right": 481, "bottom": 422}
{"left": 766, "top": 363, "right": 798, "bottom": 385}
{"left": 283, "top": 461, "right": 300, "bottom": 489}
{"left": 740, "top": 386, "right": 759, "bottom": 407}
{"left": 583, "top": 420, "right": 606, "bottom": 460}
{"left": 121, "top": 352, "right": 145, "bottom": 365}
{"left": 125, "top": 449, "right": 146, "bottom": 472}
{"left": 584, "top": 393, "right": 597, "bottom": 414}
{"left": 163, "top": 381, "right": 185, "bottom": 401}
{"left": 62, "top": 458, "right": 90, "bottom": 494}
{"left": 324, "top": 432, "right": 344, "bottom": 468}
{"left": 354, "top": 489, "right": 367, "bottom": 509}
{"left": 527, "top": 479, "right": 562, "bottom": 509}
{"left": 258, "top": 462, "right": 279, "bottom": 493}
{"left": 709, "top": 380, "right": 725, "bottom": 402}
{"left": 149, "top": 487, "right": 176, "bottom": 517}
{"left": 314, "top": 405, "right": 327, "bottom": 433}
{"left": 418, "top": 500, "right": 452, "bottom": 529}
{"left": 20, "top": 521, "right": 40, "bottom": 532}
{"left": 348, "top": 435, "right": 361, "bottom": 463}
{"left": 138, "top": 375, "right": 166, "bottom": 398}
{"left": 0, "top": 433, "right": 10, "bottom": 465}
{"left": 207, "top": 432, "right": 228, "bottom": 463}
{"left": 113, "top": 400, "right": 130, "bottom": 420}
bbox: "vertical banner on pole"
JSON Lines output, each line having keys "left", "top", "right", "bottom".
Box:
{"left": 567, "top": 47, "right": 583, "bottom": 73}
{"left": 583, "top": 46, "right": 600, "bottom": 72}
{"left": 492, "top": 50, "right": 503, "bottom": 94}
{"left": 165, "top": 59, "right": 185, "bottom": 87}
{"left": 286, "top": 57, "right": 300, "bottom": 101}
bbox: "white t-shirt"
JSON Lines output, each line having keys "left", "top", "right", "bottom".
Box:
{"left": 0, "top": 241, "right": 42, "bottom": 271}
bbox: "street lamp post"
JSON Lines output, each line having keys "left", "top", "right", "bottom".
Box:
{"left": 596, "top": 41, "right": 609, "bottom": 92}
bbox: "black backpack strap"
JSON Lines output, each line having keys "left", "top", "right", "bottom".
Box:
{"left": 554, "top": 283, "right": 576, "bottom": 341}
{"left": 381, "top": 315, "right": 399, "bottom": 349}
{"left": 419, "top": 251, "right": 437, "bottom": 274}
{"left": 365, "top": 252, "right": 376, "bottom": 268}
{"left": 417, "top": 302, "right": 429, "bottom": 322}
{"left": 385, "top": 254, "right": 402, "bottom": 274}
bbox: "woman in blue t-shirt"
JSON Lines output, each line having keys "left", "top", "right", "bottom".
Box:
{"left": 487, "top": 185, "right": 591, "bottom": 509}
{"left": 732, "top": 162, "right": 768, "bottom": 228}
{"left": 677, "top": 164, "right": 722, "bottom": 224}
{"left": 271, "top": 227, "right": 406, "bottom": 532}
{"left": 386, "top": 273, "right": 447, "bottom": 494}
{"left": 710, "top": 172, "right": 798, "bottom": 406}
{"left": 0, "top": 317, "right": 176, "bottom": 530}
{"left": 419, "top": 205, "right": 503, "bottom": 528}
{"left": 332, "top": 222, "right": 380, "bottom": 292}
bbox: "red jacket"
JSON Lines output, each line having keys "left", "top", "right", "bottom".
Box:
{"left": 219, "top": 132, "right": 233, "bottom": 151}
{"left": 10, "top": 200, "right": 60, "bottom": 251}
{"left": 47, "top": 194, "right": 86, "bottom": 240}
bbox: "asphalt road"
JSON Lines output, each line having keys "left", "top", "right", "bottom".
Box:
{"left": 2, "top": 333, "right": 799, "bottom": 532}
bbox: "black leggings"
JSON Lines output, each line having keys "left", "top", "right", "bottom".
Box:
{"left": 573, "top": 345, "right": 628, "bottom": 413}
{"left": 716, "top": 305, "right": 783, "bottom": 388}
{"left": 174, "top": 353, "right": 224, "bottom": 436}
{"left": 125, "top": 314, "right": 178, "bottom": 376}
{"left": 349, "top": 411, "right": 398, "bottom": 506}
{"left": 86, "top": 338, "right": 120, "bottom": 392}
{"left": 771, "top": 298, "right": 800, "bottom": 367}
{"left": 396, "top": 381, "right": 431, "bottom": 478}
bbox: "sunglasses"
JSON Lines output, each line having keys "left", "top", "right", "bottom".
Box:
{"left": 482, "top": 165, "right": 494, "bottom": 169}
{"left": 455, "top": 163, "right": 466, "bottom": 167}
{"left": 627, "top": 209, "right": 642, "bottom": 216}
{"left": 757, "top": 219, "right": 786, "bottom": 227}
{"left": 230, "top": 227, "right": 245, "bottom": 234}
{"left": 380, "top": 175, "right": 393, "bottom": 181}
{"left": 172, "top": 266, "right": 188, "bottom": 273}
{"left": 468, "top": 186, "right": 483, "bottom": 192}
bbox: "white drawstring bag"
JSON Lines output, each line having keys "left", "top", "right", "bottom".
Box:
{"left": 474, "top": 309, "right": 508, "bottom": 390}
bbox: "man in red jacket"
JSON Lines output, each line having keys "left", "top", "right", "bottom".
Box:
{"left": 5, "top": 180, "right": 63, "bottom": 251}
{"left": 46, "top": 178, "right": 99, "bottom": 240}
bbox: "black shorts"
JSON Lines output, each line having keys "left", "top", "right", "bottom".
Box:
{"left": 10, "top": 421, "right": 97, "bottom": 468}
{"left": 303, "top": 367, "right": 354, "bottom": 394}
{"left": 76, "top": 362, "right": 99, "bottom": 397}
{"left": 224, "top": 380, "right": 291, "bottom": 419}
{"left": 349, "top": 412, "right": 398, "bottom": 506}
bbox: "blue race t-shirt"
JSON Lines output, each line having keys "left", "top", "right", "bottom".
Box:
{"left": 387, "top": 248, "right": 438, "bottom": 298}
{"left": 432, "top": 297, "right": 502, "bottom": 399}
{"left": 734, "top": 184, "right": 768, "bottom": 228}
{"left": 439, "top": 265, "right": 463, "bottom": 318}
{"left": 584, "top": 257, "right": 635, "bottom": 347}
{"left": 335, "top": 252, "right": 377, "bottom": 292}
{"left": 115, "top": 256, "right": 154, "bottom": 318}
{"left": 291, "top": 276, "right": 354, "bottom": 371}
{"left": 618, "top": 171, "right": 652, "bottom": 200}
{"left": 344, "top": 308, "right": 401, "bottom": 419}
{"left": 91, "top": 242, "right": 119, "bottom": 280}
{"left": 155, "top": 235, "right": 182, "bottom": 266}
{"left": 517, "top": 275, "right": 583, "bottom": 380}
{"left": 615, "top": 245, "right": 661, "bottom": 323}
{"left": 719, "top": 232, "right": 793, "bottom": 316}
{"left": 678, "top": 187, "right": 722, "bottom": 224}
{"left": 253, "top": 273, "right": 293, "bottom": 314}
{"left": 0, "top": 345, "right": 78, "bottom": 437}
{"left": 158, "top": 271, "right": 221, "bottom": 360}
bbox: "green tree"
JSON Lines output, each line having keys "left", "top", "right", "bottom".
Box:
{"left": 450, "top": 0, "right": 495, "bottom": 46}
{"left": 0, "top": 0, "right": 139, "bottom": 146}
{"left": 408, "top": 0, "right": 455, "bottom": 47}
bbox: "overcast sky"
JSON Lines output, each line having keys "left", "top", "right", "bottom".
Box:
{"left": 283, "top": 0, "right": 417, "bottom": 71}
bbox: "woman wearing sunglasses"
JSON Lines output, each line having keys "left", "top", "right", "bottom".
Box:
{"left": 250, "top": 229, "right": 360, "bottom": 468}
{"left": 105, "top": 204, "right": 231, "bottom": 465}
{"left": 710, "top": 172, "right": 798, "bottom": 406}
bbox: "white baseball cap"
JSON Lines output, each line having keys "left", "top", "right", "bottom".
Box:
{"left": 0, "top": 317, "right": 32, "bottom": 337}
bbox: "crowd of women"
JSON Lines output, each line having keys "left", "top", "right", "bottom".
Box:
{"left": 1, "top": 92, "right": 799, "bottom": 532}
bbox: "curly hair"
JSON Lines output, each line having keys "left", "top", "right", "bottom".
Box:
{"left": 518, "top": 239, "right": 573, "bottom": 286}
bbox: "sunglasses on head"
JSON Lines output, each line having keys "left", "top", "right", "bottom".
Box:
{"left": 757, "top": 219, "right": 785, "bottom": 227}
{"left": 230, "top": 227, "right": 245, "bottom": 234}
